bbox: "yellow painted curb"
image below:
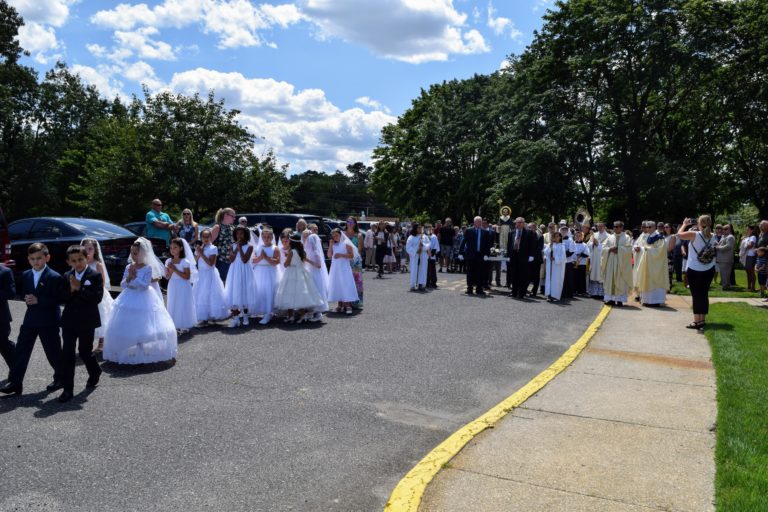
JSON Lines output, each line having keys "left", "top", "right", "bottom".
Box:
{"left": 384, "top": 305, "right": 612, "bottom": 512}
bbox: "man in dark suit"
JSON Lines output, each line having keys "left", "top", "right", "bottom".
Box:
{"left": 58, "top": 245, "right": 104, "bottom": 402}
{"left": 527, "top": 222, "right": 545, "bottom": 297}
{"left": 460, "top": 216, "right": 492, "bottom": 295}
{"left": 507, "top": 217, "right": 537, "bottom": 298}
{"left": 0, "top": 263, "right": 15, "bottom": 373}
{"left": 0, "top": 243, "right": 67, "bottom": 396}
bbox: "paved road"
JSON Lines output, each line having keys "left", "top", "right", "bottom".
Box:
{"left": 0, "top": 271, "right": 602, "bottom": 512}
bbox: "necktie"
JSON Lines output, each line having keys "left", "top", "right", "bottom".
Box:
{"left": 514, "top": 230, "right": 521, "bottom": 251}
{"left": 476, "top": 229, "right": 481, "bottom": 252}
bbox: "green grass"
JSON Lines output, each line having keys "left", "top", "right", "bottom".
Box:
{"left": 705, "top": 303, "right": 768, "bottom": 511}
{"left": 670, "top": 269, "right": 762, "bottom": 298}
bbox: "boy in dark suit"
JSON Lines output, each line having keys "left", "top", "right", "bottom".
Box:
{"left": 0, "top": 263, "right": 15, "bottom": 374}
{"left": 0, "top": 243, "right": 66, "bottom": 396}
{"left": 58, "top": 245, "right": 103, "bottom": 402}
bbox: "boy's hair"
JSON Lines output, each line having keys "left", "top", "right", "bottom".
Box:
{"left": 66, "top": 245, "right": 88, "bottom": 258}
{"left": 28, "top": 242, "right": 49, "bottom": 256}
{"left": 170, "top": 238, "right": 185, "bottom": 258}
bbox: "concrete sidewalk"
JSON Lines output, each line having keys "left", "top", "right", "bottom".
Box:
{"left": 421, "top": 295, "right": 716, "bottom": 511}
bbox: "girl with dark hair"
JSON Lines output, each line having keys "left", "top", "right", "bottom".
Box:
{"left": 224, "top": 226, "right": 255, "bottom": 328}
{"left": 274, "top": 233, "right": 324, "bottom": 324}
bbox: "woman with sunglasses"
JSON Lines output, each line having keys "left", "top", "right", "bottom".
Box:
{"left": 211, "top": 207, "right": 237, "bottom": 283}
{"left": 176, "top": 209, "right": 199, "bottom": 244}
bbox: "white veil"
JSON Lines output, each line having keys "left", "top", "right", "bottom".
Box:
{"left": 304, "top": 229, "right": 328, "bottom": 273}
{"left": 80, "top": 237, "right": 110, "bottom": 289}
{"left": 179, "top": 238, "right": 199, "bottom": 285}
{"left": 339, "top": 231, "right": 361, "bottom": 260}
{"left": 130, "top": 237, "right": 165, "bottom": 279}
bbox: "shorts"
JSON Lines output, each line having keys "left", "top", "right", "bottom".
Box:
{"left": 745, "top": 255, "right": 756, "bottom": 270}
{"left": 440, "top": 244, "right": 452, "bottom": 256}
{"left": 758, "top": 273, "right": 767, "bottom": 286}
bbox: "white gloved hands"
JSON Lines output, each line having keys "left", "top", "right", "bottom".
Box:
{"left": 528, "top": 256, "right": 534, "bottom": 262}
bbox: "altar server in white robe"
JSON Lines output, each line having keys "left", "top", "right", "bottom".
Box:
{"left": 587, "top": 223, "right": 609, "bottom": 297}
{"left": 635, "top": 221, "right": 669, "bottom": 306}
{"left": 544, "top": 232, "right": 566, "bottom": 302}
{"left": 406, "top": 223, "right": 430, "bottom": 291}
{"left": 601, "top": 221, "right": 634, "bottom": 306}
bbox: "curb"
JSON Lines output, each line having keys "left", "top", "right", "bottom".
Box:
{"left": 384, "top": 304, "right": 612, "bottom": 511}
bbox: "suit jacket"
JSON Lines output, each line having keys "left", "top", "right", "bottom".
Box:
{"left": 21, "top": 266, "right": 67, "bottom": 328}
{"left": 532, "top": 232, "right": 544, "bottom": 265}
{"left": 716, "top": 234, "right": 735, "bottom": 264}
{"left": 0, "top": 264, "right": 15, "bottom": 326}
{"left": 61, "top": 267, "right": 103, "bottom": 330}
{"left": 507, "top": 228, "right": 536, "bottom": 262}
{"left": 461, "top": 227, "right": 492, "bottom": 260}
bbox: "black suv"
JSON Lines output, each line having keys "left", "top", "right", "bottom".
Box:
{"left": 238, "top": 213, "right": 332, "bottom": 253}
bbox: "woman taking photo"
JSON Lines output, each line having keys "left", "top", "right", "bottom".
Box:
{"left": 677, "top": 215, "right": 716, "bottom": 329}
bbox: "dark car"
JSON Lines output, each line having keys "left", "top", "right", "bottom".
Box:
{"left": 124, "top": 221, "right": 146, "bottom": 236}
{"left": 238, "top": 213, "right": 333, "bottom": 253}
{"left": 8, "top": 217, "right": 165, "bottom": 286}
{"left": 0, "top": 207, "right": 14, "bottom": 270}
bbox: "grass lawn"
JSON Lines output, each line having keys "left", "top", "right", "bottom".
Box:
{"left": 670, "top": 269, "right": 762, "bottom": 298}
{"left": 705, "top": 303, "right": 768, "bottom": 511}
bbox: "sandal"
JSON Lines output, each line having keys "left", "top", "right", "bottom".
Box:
{"left": 685, "top": 321, "right": 704, "bottom": 330}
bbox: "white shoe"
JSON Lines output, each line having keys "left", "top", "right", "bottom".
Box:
{"left": 309, "top": 313, "right": 322, "bottom": 323}
{"left": 242, "top": 316, "right": 249, "bottom": 326}
{"left": 259, "top": 314, "right": 272, "bottom": 325}
{"left": 229, "top": 317, "right": 240, "bottom": 328}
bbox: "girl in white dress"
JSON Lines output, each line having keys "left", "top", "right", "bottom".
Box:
{"left": 224, "top": 226, "right": 256, "bottom": 328}
{"left": 251, "top": 227, "right": 281, "bottom": 325}
{"left": 274, "top": 233, "right": 324, "bottom": 323}
{"left": 194, "top": 229, "right": 229, "bottom": 324}
{"left": 165, "top": 238, "right": 197, "bottom": 333}
{"left": 303, "top": 228, "right": 329, "bottom": 321}
{"left": 544, "top": 232, "right": 566, "bottom": 302}
{"left": 327, "top": 229, "right": 359, "bottom": 314}
{"left": 104, "top": 238, "right": 177, "bottom": 364}
{"left": 81, "top": 238, "right": 114, "bottom": 353}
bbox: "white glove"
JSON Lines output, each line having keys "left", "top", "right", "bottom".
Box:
{"left": 458, "top": 255, "right": 464, "bottom": 261}
{"left": 483, "top": 255, "right": 488, "bottom": 261}
{"left": 528, "top": 256, "right": 534, "bottom": 262}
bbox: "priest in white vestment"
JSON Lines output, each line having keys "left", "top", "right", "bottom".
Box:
{"left": 635, "top": 221, "right": 669, "bottom": 306}
{"left": 601, "top": 221, "right": 633, "bottom": 306}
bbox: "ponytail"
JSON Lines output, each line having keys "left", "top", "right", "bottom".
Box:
{"left": 698, "top": 215, "right": 712, "bottom": 239}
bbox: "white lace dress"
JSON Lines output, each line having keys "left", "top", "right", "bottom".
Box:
{"left": 165, "top": 259, "right": 197, "bottom": 330}
{"left": 274, "top": 249, "right": 324, "bottom": 310}
{"left": 194, "top": 245, "right": 229, "bottom": 321}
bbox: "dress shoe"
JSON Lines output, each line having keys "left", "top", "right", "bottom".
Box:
{"left": 476, "top": 290, "right": 486, "bottom": 296}
{"left": 86, "top": 368, "right": 102, "bottom": 389}
{"left": 466, "top": 288, "right": 474, "bottom": 295}
{"left": 57, "top": 390, "right": 74, "bottom": 403}
{"left": 0, "top": 382, "right": 22, "bottom": 395}
{"left": 46, "top": 380, "right": 64, "bottom": 392}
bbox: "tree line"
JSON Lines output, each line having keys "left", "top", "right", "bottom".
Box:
{"left": 372, "top": 0, "right": 768, "bottom": 227}
{"left": 0, "top": 1, "right": 384, "bottom": 224}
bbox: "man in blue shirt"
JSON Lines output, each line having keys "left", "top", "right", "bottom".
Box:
{"left": 145, "top": 198, "right": 175, "bottom": 246}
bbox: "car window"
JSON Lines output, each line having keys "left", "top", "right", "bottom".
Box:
{"left": 29, "top": 220, "right": 63, "bottom": 239}
{"left": 9, "top": 219, "right": 34, "bottom": 240}
{"left": 66, "top": 219, "right": 135, "bottom": 237}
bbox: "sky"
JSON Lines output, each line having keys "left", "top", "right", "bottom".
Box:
{"left": 9, "top": 0, "right": 555, "bottom": 174}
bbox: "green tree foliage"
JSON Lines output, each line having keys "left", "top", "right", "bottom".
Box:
{"left": 373, "top": 0, "right": 767, "bottom": 226}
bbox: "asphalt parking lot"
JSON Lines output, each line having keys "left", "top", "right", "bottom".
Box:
{"left": 0, "top": 270, "right": 602, "bottom": 512}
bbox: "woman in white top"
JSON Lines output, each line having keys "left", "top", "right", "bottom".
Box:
{"left": 677, "top": 215, "right": 716, "bottom": 330}
{"left": 742, "top": 225, "right": 758, "bottom": 292}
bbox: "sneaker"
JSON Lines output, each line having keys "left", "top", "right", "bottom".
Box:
{"left": 242, "top": 316, "right": 249, "bottom": 326}
{"left": 259, "top": 314, "right": 272, "bottom": 325}
{"left": 228, "top": 317, "right": 240, "bottom": 328}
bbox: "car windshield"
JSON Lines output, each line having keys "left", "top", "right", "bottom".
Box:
{"left": 64, "top": 218, "right": 136, "bottom": 238}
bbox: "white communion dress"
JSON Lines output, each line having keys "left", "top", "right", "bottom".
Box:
{"left": 252, "top": 244, "right": 281, "bottom": 316}
{"left": 165, "top": 258, "right": 197, "bottom": 330}
{"left": 327, "top": 242, "right": 359, "bottom": 302}
{"left": 104, "top": 264, "right": 178, "bottom": 364}
{"left": 194, "top": 245, "right": 229, "bottom": 321}
{"left": 274, "top": 249, "right": 325, "bottom": 310}
{"left": 89, "top": 261, "right": 114, "bottom": 338}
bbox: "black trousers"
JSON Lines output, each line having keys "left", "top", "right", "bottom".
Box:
{"left": 466, "top": 257, "right": 485, "bottom": 292}
{"left": 529, "top": 262, "right": 541, "bottom": 295}
{"left": 61, "top": 327, "right": 100, "bottom": 393}
{"left": 9, "top": 324, "right": 62, "bottom": 386}
{"left": 562, "top": 263, "right": 575, "bottom": 298}
{"left": 509, "top": 255, "right": 529, "bottom": 297}
{"left": 575, "top": 265, "right": 587, "bottom": 295}
{"left": 688, "top": 267, "right": 715, "bottom": 315}
{"left": 427, "top": 259, "right": 437, "bottom": 287}
{"left": 1, "top": 322, "right": 14, "bottom": 371}
{"left": 375, "top": 245, "right": 387, "bottom": 275}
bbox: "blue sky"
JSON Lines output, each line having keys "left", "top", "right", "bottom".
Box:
{"left": 10, "top": 0, "right": 555, "bottom": 173}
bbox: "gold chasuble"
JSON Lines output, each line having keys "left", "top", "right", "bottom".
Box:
{"left": 601, "top": 232, "right": 633, "bottom": 297}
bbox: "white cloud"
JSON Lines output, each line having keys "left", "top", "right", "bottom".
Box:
{"left": 16, "top": 22, "right": 60, "bottom": 64}
{"left": 86, "top": 43, "right": 108, "bottom": 58}
{"left": 355, "top": 96, "right": 391, "bottom": 114}
{"left": 487, "top": 2, "right": 522, "bottom": 41}
{"left": 8, "top": 0, "right": 72, "bottom": 27}
{"left": 114, "top": 27, "right": 177, "bottom": 60}
{"left": 123, "top": 61, "right": 165, "bottom": 90}
{"left": 70, "top": 64, "right": 126, "bottom": 99}
{"left": 533, "top": 0, "right": 554, "bottom": 13}
{"left": 90, "top": 0, "right": 206, "bottom": 30}
{"left": 300, "top": 0, "right": 490, "bottom": 63}
{"left": 168, "top": 68, "right": 396, "bottom": 172}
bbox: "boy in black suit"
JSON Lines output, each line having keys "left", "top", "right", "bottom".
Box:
{"left": 58, "top": 245, "right": 103, "bottom": 402}
{"left": 1, "top": 243, "right": 67, "bottom": 396}
{"left": 0, "top": 263, "right": 15, "bottom": 374}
